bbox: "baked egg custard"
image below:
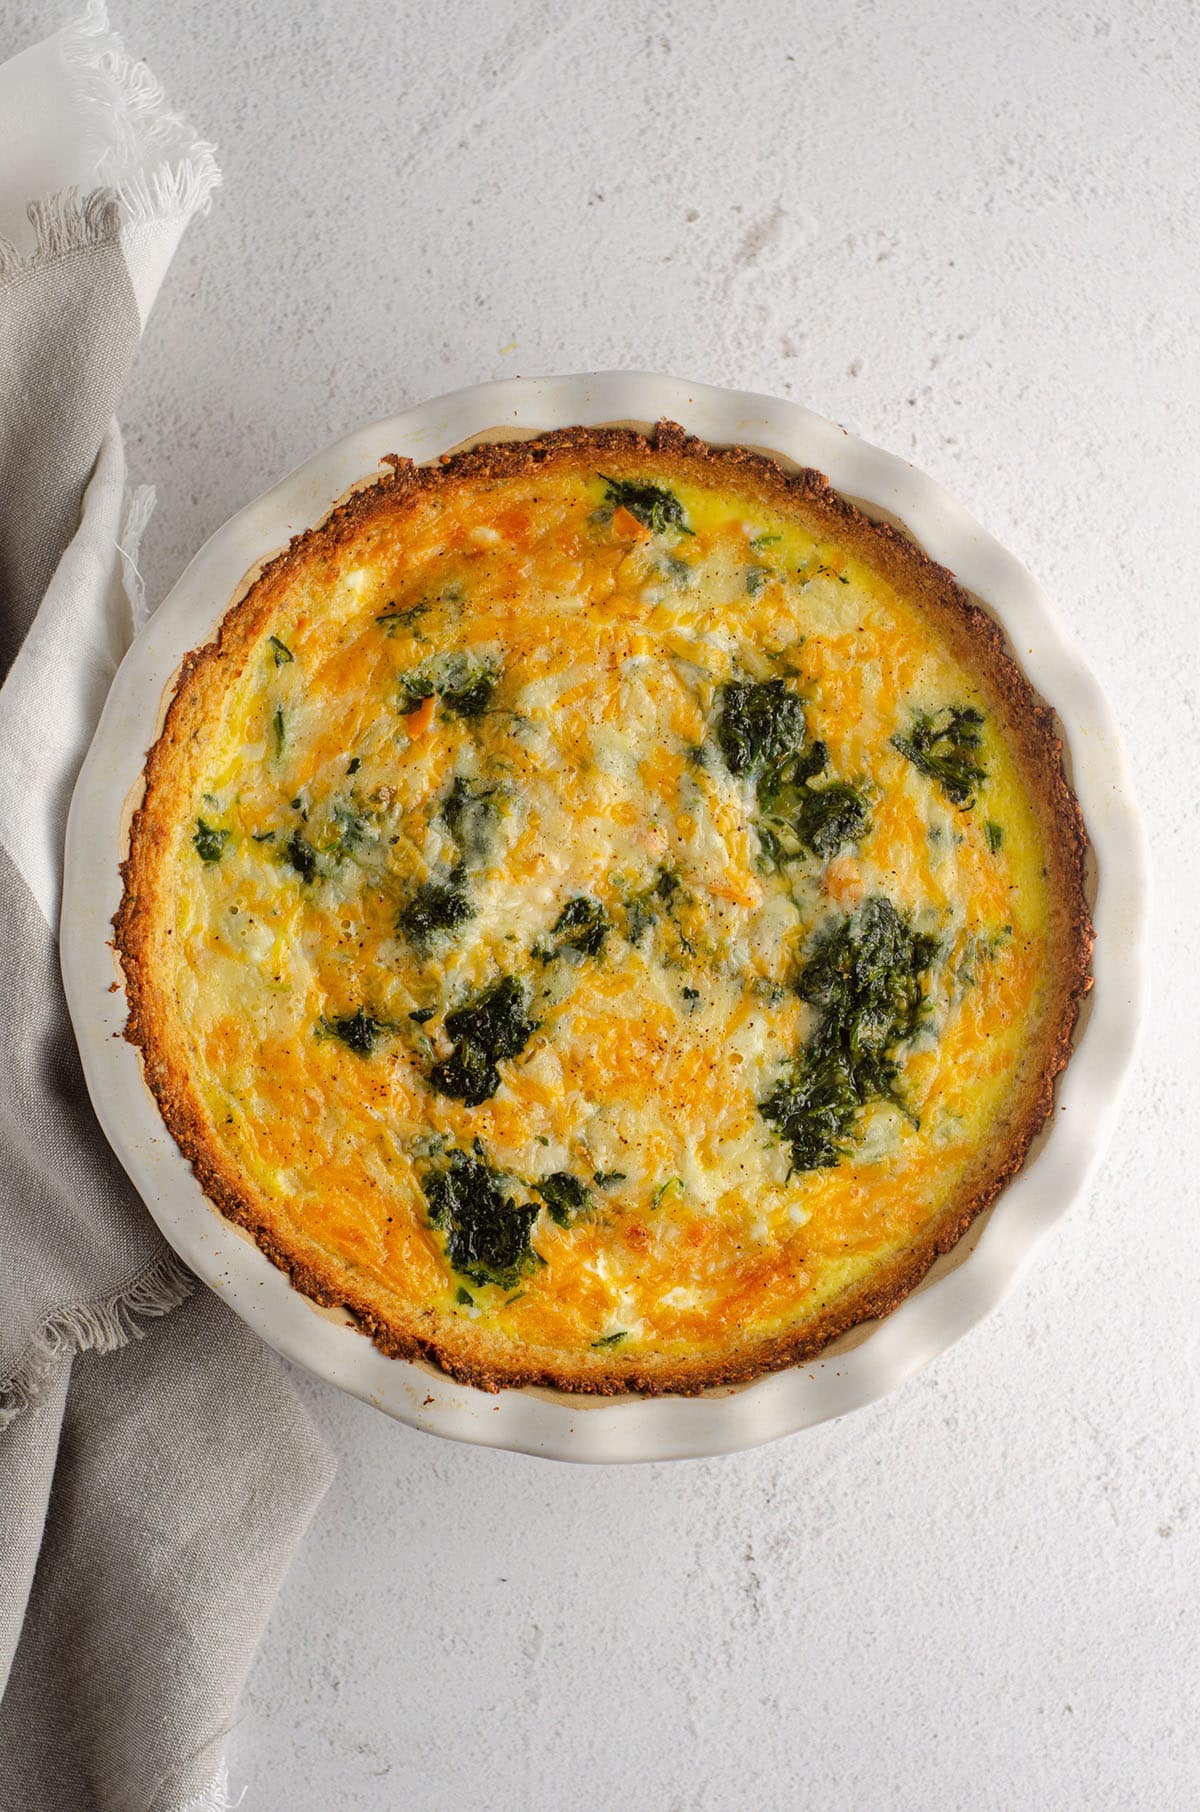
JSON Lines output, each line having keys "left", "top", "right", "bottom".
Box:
{"left": 116, "top": 423, "right": 1092, "bottom": 1393}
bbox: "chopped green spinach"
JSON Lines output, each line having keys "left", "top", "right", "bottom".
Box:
{"left": 716, "top": 680, "right": 870, "bottom": 861}
{"left": 761, "top": 897, "right": 938, "bottom": 1172}
{"left": 440, "top": 776, "right": 501, "bottom": 865}
{"left": 272, "top": 705, "right": 286, "bottom": 758}
{"left": 546, "top": 895, "right": 609, "bottom": 960}
{"left": 716, "top": 679, "right": 806, "bottom": 779}
{"left": 984, "top": 819, "right": 1004, "bottom": 854}
{"left": 592, "top": 1330, "right": 628, "bottom": 1348}
{"left": 397, "top": 673, "right": 436, "bottom": 716}
{"left": 378, "top": 584, "right": 460, "bottom": 635}
{"left": 399, "top": 653, "right": 497, "bottom": 720}
{"left": 193, "top": 819, "right": 229, "bottom": 864}
{"left": 956, "top": 924, "right": 1012, "bottom": 989}
{"left": 599, "top": 473, "right": 693, "bottom": 536}
{"left": 376, "top": 600, "right": 428, "bottom": 633}
{"left": 534, "top": 1171, "right": 593, "bottom": 1227}
{"left": 892, "top": 705, "right": 987, "bottom": 808}
{"left": 422, "top": 1147, "right": 539, "bottom": 1290}
{"left": 317, "top": 1006, "right": 386, "bottom": 1055}
{"left": 625, "top": 866, "right": 685, "bottom": 946}
{"left": 438, "top": 656, "right": 497, "bottom": 718}
{"left": 328, "top": 799, "right": 369, "bottom": 861}
{"left": 431, "top": 976, "right": 536, "bottom": 1107}
{"left": 396, "top": 872, "right": 475, "bottom": 946}
{"left": 284, "top": 831, "right": 318, "bottom": 882}
{"left": 758, "top": 766, "right": 871, "bottom": 862}
{"left": 268, "top": 635, "right": 294, "bottom": 667}
{"left": 658, "top": 554, "right": 693, "bottom": 587}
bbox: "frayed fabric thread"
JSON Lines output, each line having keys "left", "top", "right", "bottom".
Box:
{"left": 59, "top": 0, "right": 222, "bottom": 227}
{"left": 0, "top": 1245, "right": 193, "bottom": 1430}
{"left": 0, "top": 0, "right": 220, "bottom": 280}
{"left": 118, "top": 483, "right": 157, "bottom": 632}
{"left": 0, "top": 187, "right": 122, "bottom": 280}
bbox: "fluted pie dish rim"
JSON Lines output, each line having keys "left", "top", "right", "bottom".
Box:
{"left": 61, "top": 373, "right": 1144, "bottom": 1461}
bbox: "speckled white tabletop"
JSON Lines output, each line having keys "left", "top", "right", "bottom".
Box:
{"left": 10, "top": 0, "right": 1198, "bottom": 1804}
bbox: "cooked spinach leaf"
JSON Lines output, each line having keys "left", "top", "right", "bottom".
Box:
{"left": 317, "top": 1006, "right": 385, "bottom": 1055}
{"left": 892, "top": 705, "right": 987, "bottom": 808}
{"left": 378, "top": 583, "right": 460, "bottom": 634}
{"left": 717, "top": 680, "right": 870, "bottom": 861}
{"left": 440, "top": 776, "right": 501, "bottom": 865}
{"left": 625, "top": 866, "right": 685, "bottom": 946}
{"left": 268, "top": 635, "right": 294, "bottom": 666}
{"left": 396, "top": 872, "right": 475, "bottom": 946}
{"left": 796, "top": 782, "right": 871, "bottom": 857}
{"left": 761, "top": 897, "right": 938, "bottom": 1172}
{"left": 956, "top": 924, "right": 1012, "bottom": 989}
{"left": 437, "top": 656, "right": 496, "bottom": 718}
{"left": 716, "top": 678, "right": 806, "bottom": 778}
{"left": 431, "top": 976, "right": 536, "bottom": 1107}
{"left": 984, "top": 819, "right": 1004, "bottom": 854}
{"left": 534, "top": 1171, "right": 593, "bottom": 1227}
{"left": 398, "top": 653, "right": 497, "bottom": 720}
{"left": 546, "top": 895, "right": 609, "bottom": 960}
{"left": 623, "top": 867, "right": 694, "bottom": 955}
{"left": 284, "top": 831, "right": 318, "bottom": 881}
{"left": 376, "top": 599, "right": 428, "bottom": 633}
{"left": 658, "top": 554, "right": 693, "bottom": 587}
{"left": 592, "top": 1330, "right": 627, "bottom": 1348}
{"left": 422, "top": 1147, "right": 539, "bottom": 1290}
{"left": 193, "top": 819, "right": 229, "bottom": 864}
{"left": 757, "top": 765, "right": 871, "bottom": 862}
{"left": 599, "top": 473, "right": 692, "bottom": 536}
{"left": 328, "top": 799, "right": 369, "bottom": 861}
{"left": 272, "top": 705, "right": 286, "bottom": 758}
{"left": 397, "top": 673, "right": 436, "bottom": 716}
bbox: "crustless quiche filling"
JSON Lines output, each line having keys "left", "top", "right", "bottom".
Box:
{"left": 116, "top": 424, "right": 1092, "bottom": 1393}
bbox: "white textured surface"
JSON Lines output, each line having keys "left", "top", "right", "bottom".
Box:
{"left": 12, "top": 0, "right": 1200, "bottom": 1805}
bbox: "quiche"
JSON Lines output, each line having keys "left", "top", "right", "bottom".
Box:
{"left": 116, "top": 422, "right": 1092, "bottom": 1395}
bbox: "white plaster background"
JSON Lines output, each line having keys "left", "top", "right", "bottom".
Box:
{"left": 8, "top": 0, "right": 1199, "bottom": 1805}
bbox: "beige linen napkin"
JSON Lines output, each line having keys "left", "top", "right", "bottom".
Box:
{"left": 0, "top": 8, "right": 334, "bottom": 1807}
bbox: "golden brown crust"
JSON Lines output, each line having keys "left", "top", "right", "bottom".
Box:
{"left": 114, "top": 420, "right": 1093, "bottom": 1396}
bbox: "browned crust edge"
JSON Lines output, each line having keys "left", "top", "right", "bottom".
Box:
{"left": 114, "top": 420, "right": 1094, "bottom": 1397}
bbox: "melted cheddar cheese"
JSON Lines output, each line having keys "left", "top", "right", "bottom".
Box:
{"left": 121, "top": 429, "right": 1088, "bottom": 1392}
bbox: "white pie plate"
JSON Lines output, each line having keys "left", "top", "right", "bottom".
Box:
{"left": 61, "top": 373, "right": 1146, "bottom": 1463}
